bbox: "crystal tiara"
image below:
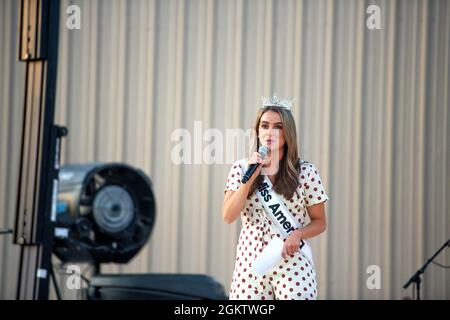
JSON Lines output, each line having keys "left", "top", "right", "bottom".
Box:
{"left": 261, "top": 93, "right": 294, "bottom": 111}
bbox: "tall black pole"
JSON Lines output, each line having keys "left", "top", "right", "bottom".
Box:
{"left": 14, "top": 0, "right": 62, "bottom": 300}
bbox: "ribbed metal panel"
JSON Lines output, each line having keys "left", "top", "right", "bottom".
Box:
{"left": 0, "top": 0, "right": 25, "bottom": 300}
{"left": 0, "top": 0, "right": 448, "bottom": 299}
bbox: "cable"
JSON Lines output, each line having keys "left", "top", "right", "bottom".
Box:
{"left": 49, "top": 264, "right": 62, "bottom": 300}
{"left": 431, "top": 261, "right": 450, "bottom": 269}
{"left": 77, "top": 264, "right": 94, "bottom": 300}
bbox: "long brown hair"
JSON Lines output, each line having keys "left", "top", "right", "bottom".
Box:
{"left": 247, "top": 106, "right": 301, "bottom": 199}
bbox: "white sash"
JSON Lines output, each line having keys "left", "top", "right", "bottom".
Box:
{"left": 256, "top": 175, "right": 315, "bottom": 268}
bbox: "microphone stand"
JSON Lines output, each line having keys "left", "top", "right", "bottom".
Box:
{"left": 403, "top": 238, "right": 450, "bottom": 300}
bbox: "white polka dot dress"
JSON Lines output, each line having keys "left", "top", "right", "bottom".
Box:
{"left": 224, "top": 158, "right": 329, "bottom": 300}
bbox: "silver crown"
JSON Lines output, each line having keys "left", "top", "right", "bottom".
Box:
{"left": 261, "top": 93, "right": 294, "bottom": 111}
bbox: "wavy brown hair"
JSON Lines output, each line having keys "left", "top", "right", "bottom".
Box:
{"left": 247, "top": 106, "right": 301, "bottom": 199}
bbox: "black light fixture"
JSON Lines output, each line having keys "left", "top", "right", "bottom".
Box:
{"left": 54, "top": 163, "right": 156, "bottom": 264}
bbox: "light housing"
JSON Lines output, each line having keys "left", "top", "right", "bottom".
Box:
{"left": 53, "top": 163, "right": 156, "bottom": 264}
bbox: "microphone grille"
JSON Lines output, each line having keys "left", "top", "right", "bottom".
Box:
{"left": 258, "top": 145, "right": 269, "bottom": 158}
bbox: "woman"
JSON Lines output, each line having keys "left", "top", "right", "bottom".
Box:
{"left": 222, "top": 95, "right": 328, "bottom": 300}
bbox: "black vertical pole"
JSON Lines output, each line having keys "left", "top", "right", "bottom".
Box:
{"left": 15, "top": 0, "right": 61, "bottom": 300}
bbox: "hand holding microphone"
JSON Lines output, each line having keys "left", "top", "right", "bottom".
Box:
{"left": 242, "top": 145, "right": 269, "bottom": 184}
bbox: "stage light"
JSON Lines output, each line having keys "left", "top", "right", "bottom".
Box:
{"left": 53, "top": 163, "right": 156, "bottom": 264}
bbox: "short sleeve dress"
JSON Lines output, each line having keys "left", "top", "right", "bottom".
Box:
{"left": 224, "top": 158, "right": 329, "bottom": 300}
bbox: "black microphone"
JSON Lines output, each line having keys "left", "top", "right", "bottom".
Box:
{"left": 242, "top": 145, "right": 269, "bottom": 184}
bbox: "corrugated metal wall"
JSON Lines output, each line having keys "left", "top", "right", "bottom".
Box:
{"left": 1, "top": 0, "right": 449, "bottom": 299}
{"left": 0, "top": 0, "right": 26, "bottom": 300}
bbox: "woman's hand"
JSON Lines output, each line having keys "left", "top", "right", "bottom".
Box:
{"left": 247, "top": 151, "right": 269, "bottom": 183}
{"left": 281, "top": 229, "right": 303, "bottom": 259}
{"left": 248, "top": 151, "right": 268, "bottom": 166}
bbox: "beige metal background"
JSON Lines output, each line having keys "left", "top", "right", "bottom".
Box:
{"left": 1, "top": 0, "right": 449, "bottom": 299}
